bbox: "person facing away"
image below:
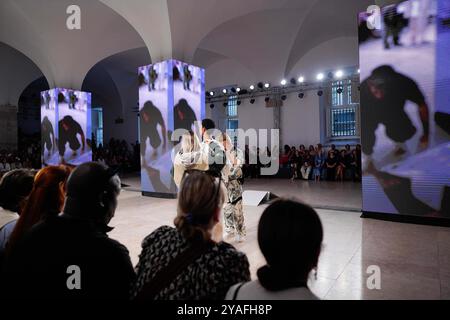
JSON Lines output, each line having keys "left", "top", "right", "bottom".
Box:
{"left": 4, "top": 162, "right": 135, "bottom": 299}
{"left": 226, "top": 198, "right": 323, "bottom": 300}
{"left": 131, "top": 170, "right": 250, "bottom": 300}
{"left": 5, "top": 165, "right": 72, "bottom": 257}
{"left": 200, "top": 118, "right": 226, "bottom": 176}
{"left": 0, "top": 169, "right": 35, "bottom": 264}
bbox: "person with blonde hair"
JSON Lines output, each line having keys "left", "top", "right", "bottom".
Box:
{"left": 173, "top": 131, "right": 207, "bottom": 187}
{"left": 218, "top": 133, "right": 246, "bottom": 242}
{"left": 132, "top": 170, "right": 250, "bottom": 300}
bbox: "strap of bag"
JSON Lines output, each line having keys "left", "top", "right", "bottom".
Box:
{"left": 134, "top": 240, "right": 214, "bottom": 301}
{"left": 232, "top": 282, "right": 245, "bottom": 300}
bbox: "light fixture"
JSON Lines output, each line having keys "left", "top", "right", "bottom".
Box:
{"left": 257, "top": 82, "right": 264, "bottom": 89}
{"left": 236, "top": 87, "right": 241, "bottom": 93}
{"left": 223, "top": 102, "right": 228, "bottom": 107}
{"left": 280, "top": 79, "right": 287, "bottom": 86}
{"left": 231, "top": 87, "right": 237, "bottom": 93}
{"left": 335, "top": 70, "right": 344, "bottom": 78}
{"left": 222, "top": 89, "right": 227, "bottom": 94}
{"left": 250, "top": 85, "right": 255, "bottom": 90}
{"left": 316, "top": 73, "right": 324, "bottom": 81}
{"left": 357, "top": 68, "right": 360, "bottom": 74}
{"left": 298, "top": 92, "right": 304, "bottom": 99}
{"left": 237, "top": 100, "right": 242, "bottom": 106}
{"left": 281, "top": 95, "right": 287, "bottom": 101}
{"left": 250, "top": 98, "right": 256, "bottom": 104}
{"left": 265, "top": 96, "right": 270, "bottom": 102}
{"left": 317, "top": 90, "right": 323, "bottom": 96}
{"left": 290, "top": 78, "right": 297, "bottom": 85}
{"left": 210, "top": 104, "right": 215, "bottom": 109}
{"left": 264, "top": 83, "right": 270, "bottom": 89}
{"left": 209, "top": 91, "right": 214, "bottom": 96}
{"left": 337, "top": 87, "right": 343, "bottom": 94}
{"left": 298, "top": 76, "right": 305, "bottom": 83}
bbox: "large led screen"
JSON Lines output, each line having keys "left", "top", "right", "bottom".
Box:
{"left": 359, "top": 0, "right": 450, "bottom": 219}
{"left": 139, "top": 60, "right": 205, "bottom": 197}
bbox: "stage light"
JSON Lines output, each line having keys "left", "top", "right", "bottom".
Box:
{"left": 317, "top": 90, "right": 323, "bottom": 96}
{"left": 257, "top": 82, "right": 264, "bottom": 89}
{"left": 237, "top": 100, "right": 242, "bottom": 106}
{"left": 231, "top": 87, "right": 236, "bottom": 93}
{"left": 298, "top": 92, "right": 304, "bottom": 99}
{"left": 223, "top": 102, "right": 228, "bottom": 107}
{"left": 337, "top": 87, "right": 343, "bottom": 94}
{"left": 250, "top": 85, "right": 255, "bottom": 90}
{"left": 335, "top": 70, "right": 344, "bottom": 78}
{"left": 316, "top": 73, "right": 324, "bottom": 81}
{"left": 222, "top": 89, "right": 227, "bottom": 94}
{"left": 290, "top": 78, "right": 297, "bottom": 85}
{"left": 209, "top": 91, "right": 214, "bottom": 96}
{"left": 264, "top": 83, "right": 270, "bottom": 89}
{"left": 281, "top": 95, "right": 287, "bottom": 101}
{"left": 265, "top": 96, "right": 270, "bottom": 102}
{"left": 298, "top": 76, "right": 304, "bottom": 83}
{"left": 210, "top": 104, "right": 215, "bottom": 109}
{"left": 250, "top": 98, "right": 256, "bottom": 104}
{"left": 236, "top": 87, "right": 241, "bottom": 93}
{"left": 280, "top": 79, "right": 287, "bottom": 86}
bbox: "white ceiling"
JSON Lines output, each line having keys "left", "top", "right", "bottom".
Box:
{"left": 1, "top": 0, "right": 374, "bottom": 94}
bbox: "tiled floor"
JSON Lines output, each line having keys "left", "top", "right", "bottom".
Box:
{"left": 110, "top": 177, "right": 450, "bottom": 300}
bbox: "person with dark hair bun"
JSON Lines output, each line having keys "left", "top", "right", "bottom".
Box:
{"left": 132, "top": 170, "right": 250, "bottom": 300}
{"left": 227, "top": 198, "right": 323, "bottom": 300}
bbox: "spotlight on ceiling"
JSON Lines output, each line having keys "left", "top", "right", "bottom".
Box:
{"left": 298, "top": 92, "right": 304, "bottom": 99}
{"left": 281, "top": 95, "right": 287, "bottom": 101}
{"left": 250, "top": 85, "right": 255, "bottom": 90}
{"left": 210, "top": 103, "right": 215, "bottom": 109}
{"left": 298, "top": 76, "right": 305, "bottom": 83}
{"left": 223, "top": 102, "right": 228, "bottom": 107}
{"left": 257, "top": 82, "right": 264, "bottom": 89}
{"left": 239, "top": 89, "right": 248, "bottom": 95}
{"left": 250, "top": 98, "right": 256, "bottom": 104}
{"left": 264, "top": 83, "right": 270, "bottom": 89}
{"left": 337, "top": 87, "right": 343, "bottom": 94}
{"left": 231, "top": 87, "right": 236, "bottom": 93}
{"left": 280, "top": 79, "right": 287, "bottom": 86}
{"left": 237, "top": 100, "right": 242, "bottom": 106}
{"left": 316, "top": 73, "right": 324, "bottom": 81}
{"left": 236, "top": 87, "right": 241, "bottom": 93}
{"left": 327, "top": 72, "right": 334, "bottom": 79}
{"left": 222, "top": 89, "right": 227, "bottom": 94}
{"left": 335, "top": 70, "right": 344, "bottom": 78}
{"left": 317, "top": 90, "right": 323, "bottom": 96}
{"left": 290, "top": 78, "right": 297, "bottom": 85}
{"left": 265, "top": 96, "right": 270, "bottom": 102}
{"left": 209, "top": 91, "right": 214, "bottom": 96}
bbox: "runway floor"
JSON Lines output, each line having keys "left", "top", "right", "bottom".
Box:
{"left": 112, "top": 175, "right": 450, "bottom": 299}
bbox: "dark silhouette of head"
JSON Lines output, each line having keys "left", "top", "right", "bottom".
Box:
{"left": 63, "top": 162, "right": 121, "bottom": 230}
{"left": 201, "top": 118, "right": 215, "bottom": 131}
{"left": 257, "top": 199, "right": 323, "bottom": 291}
{"left": 0, "top": 169, "right": 35, "bottom": 213}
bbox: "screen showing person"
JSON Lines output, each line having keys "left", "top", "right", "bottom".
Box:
{"left": 359, "top": 0, "right": 450, "bottom": 219}
{"left": 139, "top": 62, "right": 175, "bottom": 195}
{"left": 41, "top": 89, "right": 58, "bottom": 166}
{"left": 57, "top": 89, "right": 92, "bottom": 165}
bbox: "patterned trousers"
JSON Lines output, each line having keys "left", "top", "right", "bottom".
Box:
{"left": 224, "top": 199, "right": 246, "bottom": 236}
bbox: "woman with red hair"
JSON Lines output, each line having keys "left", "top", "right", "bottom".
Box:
{"left": 6, "top": 165, "right": 72, "bottom": 255}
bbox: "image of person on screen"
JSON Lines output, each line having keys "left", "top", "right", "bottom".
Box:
{"left": 140, "top": 101, "right": 167, "bottom": 160}
{"left": 361, "top": 65, "right": 430, "bottom": 166}
{"left": 44, "top": 92, "right": 51, "bottom": 110}
{"left": 41, "top": 116, "right": 55, "bottom": 158}
{"left": 68, "top": 92, "right": 77, "bottom": 110}
{"left": 382, "top": 5, "right": 407, "bottom": 49}
{"left": 58, "top": 115, "right": 86, "bottom": 163}
{"left": 183, "top": 65, "right": 192, "bottom": 91}
{"left": 148, "top": 67, "right": 158, "bottom": 91}
{"left": 174, "top": 99, "right": 197, "bottom": 133}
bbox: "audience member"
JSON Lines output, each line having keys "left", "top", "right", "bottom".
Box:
{"left": 336, "top": 150, "right": 347, "bottom": 182}
{"left": 326, "top": 152, "right": 338, "bottom": 181}
{"left": 131, "top": 170, "right": 250, "bottom": 300}
{"left": 300, "top": 160, "right": 312, "bottom": 180}
{"left": 4, "top": 162, "right": 135, "bottom": 299}
{"left": 226, "top": 199, "right": 322, "bottom": 300}
{"left": 6, "top": 165, "right": 72, "bottom": 256}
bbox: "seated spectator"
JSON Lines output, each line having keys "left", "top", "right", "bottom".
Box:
{"left": 226, "top": 199, "right": 323, "bottom": 300}
{"left": 289, "top": 147, "right": 299, "bottom": 180}
{"left": 300, "top": 161, "right": 312, "bottom": 180}
{"left": 0, "top": 169, "right": 35, "bottom": 263}
{"left": 329, "top": 144, "right": 338, "bottom": 157}
{"left": 336, "top": 150, "right": 347, "bottom": 182}
{"left": 349, "top": 150, "right": 360, "bottom": 181}
{"left": 131, "top": 170, "right": 250, "bottom": 300}
{"left": 308, "top": 145, "right": 316, "bottom": 158}
{"left": 6, "top": 165, "right": 72, "bottom": 256}
{"left": 313, "top": 151, "right": 325, "bottom": 182}
{"left": 4, "top": 162, "right": 135, "bottom": 299}
{"left": 326, "top": 152, "right": 338, "bottom": 181}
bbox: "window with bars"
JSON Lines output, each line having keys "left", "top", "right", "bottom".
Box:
{"left": 328, "top": 79, "right": 359, "bottom": 139}
{"left": 227, "top": 95, "right": 238, "bottom": 117}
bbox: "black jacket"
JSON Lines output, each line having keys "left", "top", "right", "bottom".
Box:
{"left": 3, "top": 214, "right": 135, "bottom": 299}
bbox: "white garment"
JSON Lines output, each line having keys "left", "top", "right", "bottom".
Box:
{"left": 0, "top": 208, "right": 19, "bottom": 252}
{"left": 226, "top": 280, "right": 318, "bottom": 300}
